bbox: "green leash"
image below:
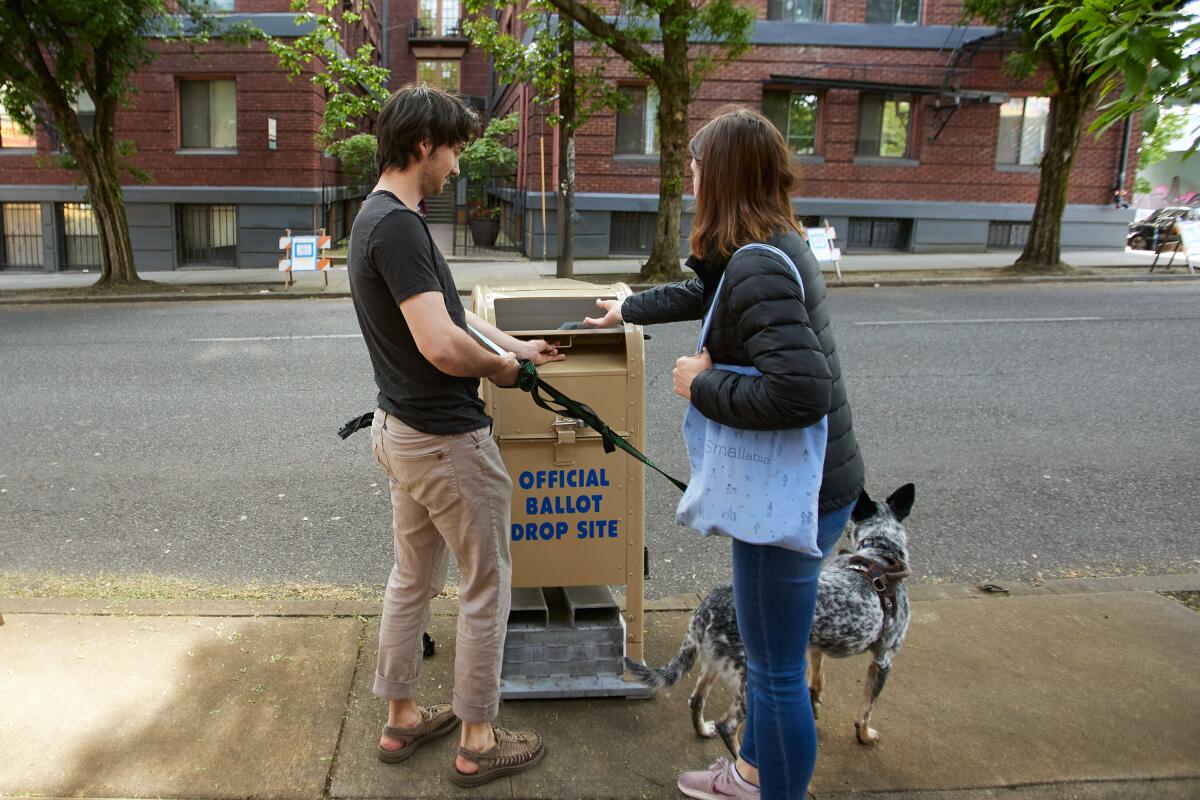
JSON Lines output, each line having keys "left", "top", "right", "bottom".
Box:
{"left": 469, "top": 325, "right": 688, "bottom": 492}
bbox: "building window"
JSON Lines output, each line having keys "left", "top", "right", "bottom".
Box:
{"left": 856, "top": 93, "right": 913, "bottom": 158}
{"left": 179, "top": 79, "right": 237, "bottom": 149}
{"left": 418, "top": 0, "right": 460, "bottom": 36}
{"left": 72, "top": 91, "right": 96, "bottom": 138}
{"left": 177, "top": 204, "right": 237, "bottom": 266}
{"left": 865, "top": 0, "right": 920, "bottom": 24}
{"left": 763, "top": 91, "right": 819, "bottom": 155}
{"left": 766, "top": 0, "right": 825, "bottom": 21}
{"left": 199, "top": 0, "right": 235, "bottom": 10}
{"left": 417, "top": 60, "right": 460, "bottom": 92}
{"left": 616, "top": 85, "right": 659, "bottom": 157}
{"left": 61, "top": 203, "right": 102, "bottom": 269}
{"left": 610, "top": 212, "right": 657, "bottom": 254}
{"left": 987, "top": 221, "right": 1030, "bottom": 249}
{"left": 0, "top": 105, "right": 36, "bottom": 149}
{"left": 996, "top": 97, "right": 1049, "bottom": 167}
{"left": 847, "top": 217, "right": 911, "bottom": 250}
{"left": 0, "top": 203, "right": 44, "bottom": 269}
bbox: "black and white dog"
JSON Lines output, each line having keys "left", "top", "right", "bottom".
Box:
{"left": 626, "top": 484, "right": 915, "bottom": 756}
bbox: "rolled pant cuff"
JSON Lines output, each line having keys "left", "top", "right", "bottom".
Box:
{"left": 373, "top": 671, "right": 420, "bottom": 700}
{"left": 452, "top": 691, "right": 499, "bottom": 724}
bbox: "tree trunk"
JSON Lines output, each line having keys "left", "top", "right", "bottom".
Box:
{"left": 556, "top": 19, "right": 576, "bottom": 279}
{"left": 639, "top": 2, "right": 688, "bottom": 283}
{"left": 1015, "top": 88, "right": 1087, "bottom": 273}
{"left": 75, "top": 96, "right": 141, "bottom": 287}
{"left": 88, "top": 155, "right": 140, "bottom": 287}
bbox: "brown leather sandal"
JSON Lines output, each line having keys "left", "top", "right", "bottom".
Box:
{"left": 449, "top": 727, "right": 546, "bottom": 787}
{"left": 377, "top": 704, "right": 460, "bottom": 764}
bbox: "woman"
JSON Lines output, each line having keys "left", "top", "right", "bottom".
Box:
{"left": 586, "top": 107, "right": 865, "bottom": 799}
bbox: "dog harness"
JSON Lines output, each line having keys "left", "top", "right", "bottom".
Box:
{"left": 843, "top": 549, "right": 911, "bottom": 618}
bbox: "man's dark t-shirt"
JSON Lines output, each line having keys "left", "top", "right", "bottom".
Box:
{"left": 348, "top": 190, "right": 489, "bottom": 435}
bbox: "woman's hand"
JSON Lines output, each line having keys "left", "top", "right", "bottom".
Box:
{"left": 673, "top": 349, "right": 713, "bottom": 400}
{"left": 583, "top": 298, "right": 623, "bottom": 328}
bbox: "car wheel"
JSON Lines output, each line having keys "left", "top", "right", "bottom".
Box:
{"left": 1128, "top": 234, "right": 1149, "bottom": 251}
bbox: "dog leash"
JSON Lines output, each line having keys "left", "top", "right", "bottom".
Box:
{"left": 337, "top": 327, "right": 689, "bottom": 493}
{"left": 468, "top": 324, "right": 688, "bottom": 492}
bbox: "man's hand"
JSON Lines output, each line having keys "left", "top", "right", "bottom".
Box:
{"left": 583, "top": 298, "right": 623, "bottom": 328}
{"left": 488, "top": 352, "right": 521, "bottom": 388}
{"left": 674, "top": 349, "right": 713, "bottom": 400}
{"left": 518, "top": 339, "right": 565, "bottom": 366}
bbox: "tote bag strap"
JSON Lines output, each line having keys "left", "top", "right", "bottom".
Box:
{"left": 695, "top": 242, "right": 806, "bottom": 355}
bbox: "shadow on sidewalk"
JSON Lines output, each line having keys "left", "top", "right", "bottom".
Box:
{"left": 0, "top": 614, "right": 361, "bottom": 799}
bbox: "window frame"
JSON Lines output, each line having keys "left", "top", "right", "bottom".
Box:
{"left": 855, "top": 92, "right": 915, "bottom": 160}
{"left": 416, "top": 60, "right": 461, "bottom": 92}
{"left": 614, "top": 84, "right": 660, "bottom": 158}
{"left": 994, "top": 96, "right": 1050, "bottom": 169}
{"left": 762, "top": 89, "right": 822, "bottom": 157}
{"left": 766, "top": 0, "right": 826, "bottom": 22}
{"left": 0, "top": 104, "right": 37, "bottom": 150}
{"left": 176, "top": 77, "right": 238, "bottom": 153}
{"left": 418, "top": 0, "right": 461, "bottom": 36}
{"left": 865, "top": 0, "right": 922, "bottom": 25}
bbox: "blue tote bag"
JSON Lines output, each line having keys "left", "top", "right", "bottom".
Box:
{"left": 675, "top": 243, "right": 828, "bottom": 556}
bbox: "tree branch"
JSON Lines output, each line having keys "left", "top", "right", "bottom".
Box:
{"left": 539, "top": 0, "right": 662, "bottom": 82}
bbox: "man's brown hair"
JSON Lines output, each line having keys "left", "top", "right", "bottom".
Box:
{"left": 375, "top": 85, "right": 481, "bottom": 173}
{"left": 687, "top": 106, "right": 802, "bottom": 261}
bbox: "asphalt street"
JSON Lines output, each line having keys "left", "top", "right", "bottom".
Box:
{"left": 1, "top": 282, "right": 1197, "bottom": 597}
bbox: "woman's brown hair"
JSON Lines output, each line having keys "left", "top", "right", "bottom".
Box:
{"left": 687, "top": 106, "right": 802, "bottom": 262}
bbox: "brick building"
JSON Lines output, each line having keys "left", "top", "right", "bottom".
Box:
{"left": 494, "top": 0, "right": 1138, "bottom": 257}
{"left": 0, "top": 0, "right": 492, "bottom": 271}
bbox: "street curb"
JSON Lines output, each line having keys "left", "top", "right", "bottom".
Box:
{"left": 0, "top": 271, "right": 1196, "bottom": 306}
{"left": 3, "top": 572, "right": 1196, "bottom": 617}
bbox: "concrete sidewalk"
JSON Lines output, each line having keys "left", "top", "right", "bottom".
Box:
{"left": 0, "top": 248, "right": 1192, "bottom": 302}
{"left": 2, "top": 574, "right": 1198, "bottom": 800}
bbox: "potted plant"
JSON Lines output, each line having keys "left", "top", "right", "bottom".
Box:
{"left": 466, "top": 199, "right": 502, "bottom": 247}
{"left": 458, "top": 113, "right": 519, "bottom": 247}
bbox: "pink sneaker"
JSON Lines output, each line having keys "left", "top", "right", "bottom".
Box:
{"left": 677, "top": 757, "right": 760, "bottom": 800}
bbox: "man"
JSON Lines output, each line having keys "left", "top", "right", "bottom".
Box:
{"left": 348, "top": 85, "right": 561, "bottom": 788}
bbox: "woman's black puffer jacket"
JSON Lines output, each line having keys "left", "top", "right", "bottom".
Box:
{"left": 621, "top": 229, "right": 865, "bottom": 513}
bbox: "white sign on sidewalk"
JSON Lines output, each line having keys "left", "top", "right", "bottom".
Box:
{"left": 807, "top": 223, "right": 843, "bottom": 279}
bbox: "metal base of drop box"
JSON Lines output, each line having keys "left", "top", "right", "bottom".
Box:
{"left": 500, "top": 585, "right": 653, "bottom": 701}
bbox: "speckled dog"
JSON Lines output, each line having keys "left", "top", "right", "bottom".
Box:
{"left": 625, "top": 484, "right": 915, "bottom": 755}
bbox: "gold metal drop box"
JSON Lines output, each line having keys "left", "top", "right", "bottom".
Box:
{"left": 472, "top": 281, "right": 650, "bottom": 699}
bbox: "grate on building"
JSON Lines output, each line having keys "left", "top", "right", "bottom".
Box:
{"left": 847, "top": 217, "right": 911, "bottom": 250}
{"left": 987, "top": 221, "right": 1030, "bottom": 249}
{"left": 177, "top": 204, "right": 237, "bottom": 267}
{"left": 0, "top": 203, "right": 44, "bottom": 270}
{"left": 61, "top": 203, "right": 102, "bottom": 270}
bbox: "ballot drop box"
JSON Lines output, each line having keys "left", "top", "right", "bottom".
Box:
{"left": 472, "top": 281, "right": 650, "bottom": 699}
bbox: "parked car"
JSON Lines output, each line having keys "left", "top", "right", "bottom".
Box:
{"left": 1127, "top": 206, "right": 1199, "bottom": 251}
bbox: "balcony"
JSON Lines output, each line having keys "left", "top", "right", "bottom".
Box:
{"left": 408, "top": 16, "right": 468, "bottom": 43}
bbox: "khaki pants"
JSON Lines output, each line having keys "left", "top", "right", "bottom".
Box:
{"left": 370, "top": 409, "right": 513, "bottom": 723}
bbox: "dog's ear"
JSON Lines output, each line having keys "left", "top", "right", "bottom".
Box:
{"left": 851, "top": 489, "right": 876, "bottom": 523}
{"left": 886, "top": 483, "right": 915, "bottom": 522}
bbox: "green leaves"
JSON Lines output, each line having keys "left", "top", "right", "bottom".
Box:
{"left": 262, "top": 0, "right": 390, "bottom": 148}
{"left": 458, "top": 113, "right": 520, "bottom": 182}
{"left": 967, "top": 0, "right": 1196, "bottom": 150}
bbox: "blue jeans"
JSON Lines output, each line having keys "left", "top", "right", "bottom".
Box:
{"left": 734, "top": 502, "right": 854, "bottom": 799}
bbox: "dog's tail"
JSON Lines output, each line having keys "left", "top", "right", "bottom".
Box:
{"left": 624, "top": 629, "right": 698, "bottom": 692}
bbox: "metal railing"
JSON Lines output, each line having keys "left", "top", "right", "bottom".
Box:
{"left": 62, "top": 203, "right": 102, "bottom": 270}
{"left": 177, "top": 204, "right": 238, "bottom": 267}
{"left": 409, "top": 16, "right": 465, "bottom": 39}
{"left": 0, "top": 203, "right": 44, "bottom": 270}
